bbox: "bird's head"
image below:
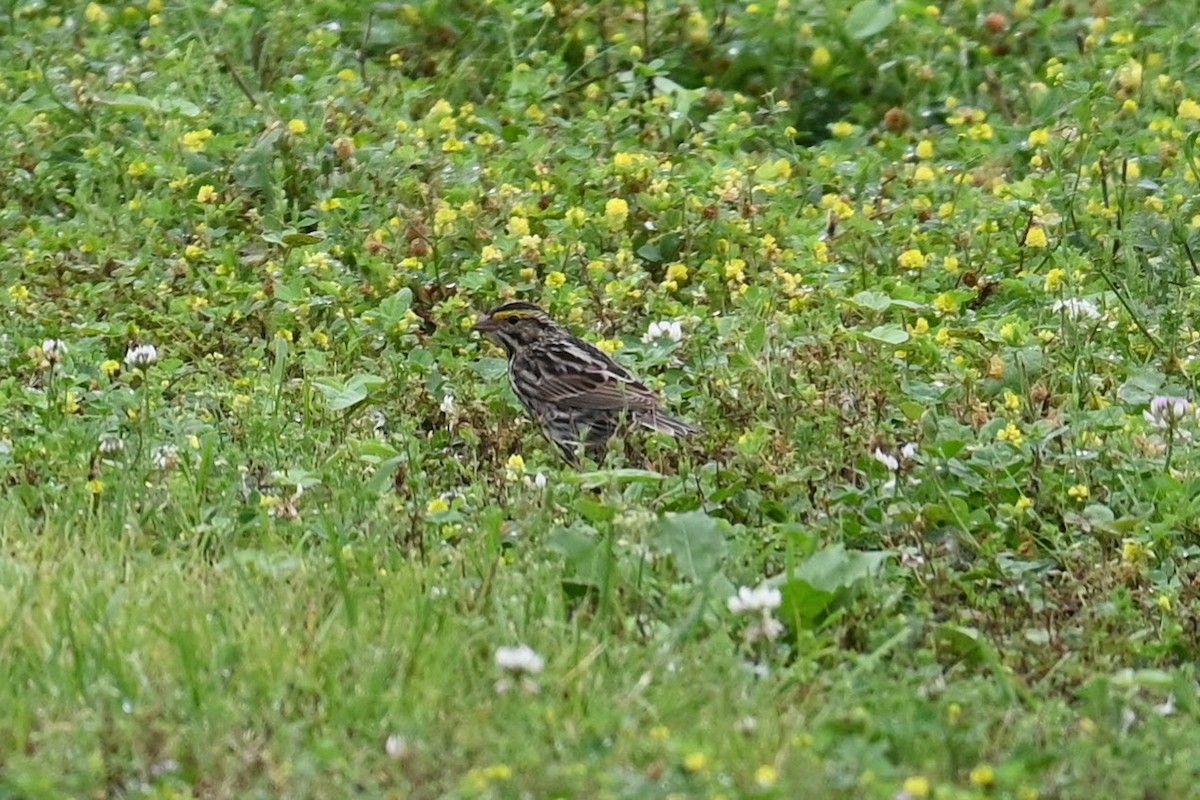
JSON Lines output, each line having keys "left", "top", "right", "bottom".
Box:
{"left": 472, "top": 301, "right": 559, "bottom": 356}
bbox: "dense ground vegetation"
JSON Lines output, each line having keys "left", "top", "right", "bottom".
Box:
{"left": 3, "top": 0, "right": 1200, "bottom": 797}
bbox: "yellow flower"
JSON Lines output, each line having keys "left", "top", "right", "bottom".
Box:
{"left": 932, "top": 292, "right": 958, "bottom": 314}
{"left": 507, "top": 216, "right": 530, "bottom": 237}
{"left": 441, "top": 137, "right": 464, "bottom": 153}
{"left": 565, "top": 206, "right": 587, "bottom": 226}
{"left": 184, "top": 244, "right": 204, "bottom": 260}
{"left": 433, "top": 206, "right": 458, "bottom": 234}
{"left": 811, "top": 46, "right": 831, "bottom": 68}
{"left": 544, "top": 271, "right": 566, "bottom": 288}
{"left": 336, "top": 68, "right": 357, "bottom": 81}
{"left": 969, "top": 765, "right": 995, "bottom": 787}
{"left": 830, "top": 121, "right": 855, "bottom": 137}
{"left": 480, "top": 244, "right": 503, "bottom": 263}
{"left": 85, "top": 2, "right": 108, "bottom": 23}
{"left": 1067, "top": 484, "right": 1089, "bottom": 500}
{"left": 596, "top": 338, "right": 622, "bottom": 354}
{"left": 86, "top": 479, "right": 105, "bottom": 495}
{"left": 1044, "top": 268, "right": 1065, "bottom": 292}
{"left": 902, "top": 776, "right": 931, "bottom": 799}
{"left": 1028, "top": 127, "right": 1051, "bottom": 147}
{"left": 127, "top": 160, "right": 150, "bottom": 177}
{"left": 915, "top": 139, "right": 934, "bottom": 159}
{"left": 195, "top": 184, "right": 218, "bottom": 204}
{"left": 426, "top": 497, "right": 450, "bottom": 514}
{"left": 664, "top": 262, "right": 689, "bottom": 286}
{"left": 683, "top": 752, "right": 708, "bottom": 773}
{"left": 754, "top": 765, "right": 778, "bottom": 788}
{"left": 1025, "top": 226, "right": 1049, "bottom": 248}
{"left": 908, "top": 317, "right": 929, "bottom": 335}
{"left": 100, "top": 359, "right": 121, "bottom": 377}
{"left": 897, "top": 248, "right": 926, "bottom": 269}
{"left": 505, "top": 454, "right": 526, "bottom": 473}
{"left": 604, "top": 197, "right": 629, "bottom": 230}
{"left": 1003, "top": 389, "right": 1021, "bottom": 411}
{"left": 1177, "top": 99, "right": 1200, "bottom": 121}
{"left": 179, "top": 128, "right": 213, "bottom": 153}
{"left": 724, "top": 258, "right": 746, "bottom": 281}
{"left": 287, "top": 118, "right": 307, "bottom": 134}
{"left": 1015, "top": 495, "right": 1033, "bottom": 512}
{"left": 997, "top": 422, "right": 1024, "bottom": 445}
{"left": 319, "top": 197, "right": 342, "bottom": 212}
{"left": 913, "top": 165, "right": 935, "bottom": 182}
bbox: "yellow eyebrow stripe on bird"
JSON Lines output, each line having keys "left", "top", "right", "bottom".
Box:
{"left": 492, "top": 309, "right": 536, "bottom": 320}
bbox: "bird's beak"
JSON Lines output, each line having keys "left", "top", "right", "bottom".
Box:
{"left": 472, "top": 316, "right": 496, "bottom": 333}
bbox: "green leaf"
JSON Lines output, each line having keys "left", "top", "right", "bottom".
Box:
{"left": 545, "top": 526, "right": 609, "bottom": 587}
{"left": 569, "top": 468, "right": 667, "bottom": 489}
{"left": 770, "top": 545, "right": 890, "bottom": 627}
{"left": 849, "top": 290, "right": 892, "bottom": 312}
{"left": 471, "top": 357, "right": 510, "bottom": 382}
{"left": 845, "top": 0, "right": 896, "bottom": 40}
{"left": 1117, "top": 370, "right": 1165, "bottom": 405}
{"left": 791, "top": 545, "right": 889, "bottom": 592}
{"left": 574, "top": 498, "right": 617, "bottom": 523}
{"left": 862, "top": 324, "right": 909, "bottom": 345}
{"left": 653, "top": 510, "right": 728, "bottom": 583}
{"left": 313, "top": 374, "right": 386, "bottom": 412}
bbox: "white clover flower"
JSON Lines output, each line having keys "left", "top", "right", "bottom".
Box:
{"left": 872, "top": 448, "right": 899, "bottom": 471}
{"left": 494, "top": 643, "right": 545, "bottom": 694}
{"left": 99, "top": 436, "right": 125, "bottom": 455}
{"left": 494, "top": 644, "right": 544, "bottom": 675}
{"left": 744, "top": 617, "right": 785, "bottom": 643}
{"left": 1144, "top": 395, "right": 1191, "bottom": 429}
{"left": 124, "top": 344, "right": 159, "bottom": 367}
{"left": 152, "top": 444, "right": 180, "bottom": 471}
{"left": 1051, "top": 298, "right": 1101, "bottom": 320}
{"left": 440, "top": 393, "right": 457, "bottom": 414}
{"left": 385, "top": 734, "right": 411, "bottom": 760}
{"left": 642, "top": 320, "right": 684, "bottom": 344}
{"left": 523, "top": 471, "right": 548, "bottom": 489}
{"left": 727, "top": 585, "right": 782, "bottom": 615}
{"left": 42, "top": 339, "right": 67, "bottom": 364}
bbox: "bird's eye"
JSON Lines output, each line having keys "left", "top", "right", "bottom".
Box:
{"left": 505, "top": 317, "right": 517, "bottom": 325}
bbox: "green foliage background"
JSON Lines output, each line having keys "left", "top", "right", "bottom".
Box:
{"left": 3, "top": 0, "right": 1200, "bottom": 797}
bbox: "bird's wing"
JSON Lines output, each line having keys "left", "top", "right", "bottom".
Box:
{"left": 525, "top": 338, "right": 664, "bottom": 412}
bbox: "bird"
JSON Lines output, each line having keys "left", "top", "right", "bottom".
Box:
{"left": 472, "top": 301, "right": 702, "bottom": 466}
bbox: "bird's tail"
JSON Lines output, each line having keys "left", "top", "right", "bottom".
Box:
{"left": 636, "top": 411, "right": 703, "bottom": 438}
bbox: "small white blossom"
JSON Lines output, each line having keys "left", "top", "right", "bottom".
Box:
{"left": 872, "top": 448, "right": 899, "bottom": 471}
{"left": 42, "top": 339, "right": 67, "bottom": 364}
{"left": 152, "top": 444, "right": 179, "bottom": 471}
{"left": 642, "top": 320, "right": 684, "bottom": 344}
{"left": 494, "top": 643, "right": 544, "bottom": 694}
{"left": 1144, "top": 395, "right": 1191, "bottom": 429}
{"left": 99, "top": 436, "right": 125, "bottom": 455}
{"left": 744, "top": 617, "right": 785, "bottom": 643}
{"left": 385, "top": 734, "right": 411, "bottom": 760}
{"left": 124, "top": 344, "right": 159, "bottom": 367}
{"left": 494, "top": 644, "right": 544, "bottom": 675}
{"left": 1052, "top": 298, "right": 1101, "bottom": 320}
{"left": 523, "top": 471, "right": 548, "bottom": 489}
{"left": 440, "top": 393, "right": 457, "bottom": 414}
{"left": 727, "top": 584, "right": 782, "bottom": 615}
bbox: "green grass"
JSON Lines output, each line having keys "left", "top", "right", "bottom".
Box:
{"left": 4, "top": 0, "right": 1200, "bottom": 797}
